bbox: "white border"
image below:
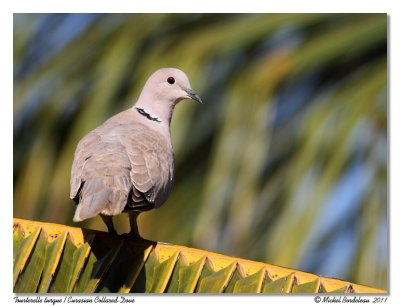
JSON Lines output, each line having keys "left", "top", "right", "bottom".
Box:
{"left": 2, "top": 1, "right": 399, "bottom": 305}
{"left": 7, "top": 0, "right": 397, "bottom": 13}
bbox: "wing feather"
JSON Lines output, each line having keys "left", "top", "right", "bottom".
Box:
{"left": 70, "top": 110, "right": 174, "bottom": 221}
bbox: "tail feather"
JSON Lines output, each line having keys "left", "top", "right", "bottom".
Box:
{"left": 73, "top": 177, "right": 130, "bottom": 221}
{"left": 73, "top": 188, "right": 109, "bottom": 221}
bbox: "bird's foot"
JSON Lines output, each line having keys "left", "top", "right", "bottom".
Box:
{"left": 108, "top": 228, "right": 117, "bottom": 235}
{"left": 100, "top": 215, "right": 117, "bottom": 235}
{"left": 120, "top": 231, "right": 142, "bottom": 240}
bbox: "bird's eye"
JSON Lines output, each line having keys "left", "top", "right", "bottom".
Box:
{"left": 167, "top": 77, "right": 175, "bottom": 85}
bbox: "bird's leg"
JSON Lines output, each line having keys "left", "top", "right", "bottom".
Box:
{"left": 100, "top": 214, "right": 117, "bottom": 235}
{"left": 128, "top": 211, "right": 141, "bottom": 238}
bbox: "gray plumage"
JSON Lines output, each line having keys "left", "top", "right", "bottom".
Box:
{"left": 70, "top": 68, "right": 202, "bottom": 236}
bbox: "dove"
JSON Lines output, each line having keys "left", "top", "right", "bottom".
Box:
{"left": 70, "top": 68, "right": 202, "bottom": 237}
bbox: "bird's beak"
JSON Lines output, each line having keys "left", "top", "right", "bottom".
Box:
{"left": 185, "top": 88, "right": 203, "bottom": 104}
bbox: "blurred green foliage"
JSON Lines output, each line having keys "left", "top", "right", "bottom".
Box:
{"left": 13, "top": 13, "right": 387, "bottom": 289}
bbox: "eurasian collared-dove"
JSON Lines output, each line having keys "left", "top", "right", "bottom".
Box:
{"left": 70, "top": 68, "right": 202, "bottom": 236}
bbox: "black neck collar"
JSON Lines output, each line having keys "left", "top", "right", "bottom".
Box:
{"left": 135, "top": 107, "right": 161, "bottom": 123}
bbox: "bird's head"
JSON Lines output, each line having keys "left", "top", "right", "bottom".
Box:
{"left": 134, "top": 68, "right": 202, "bottom": 125}
{"left": 144, "top": 68, "right": 202, "bottom": 105}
